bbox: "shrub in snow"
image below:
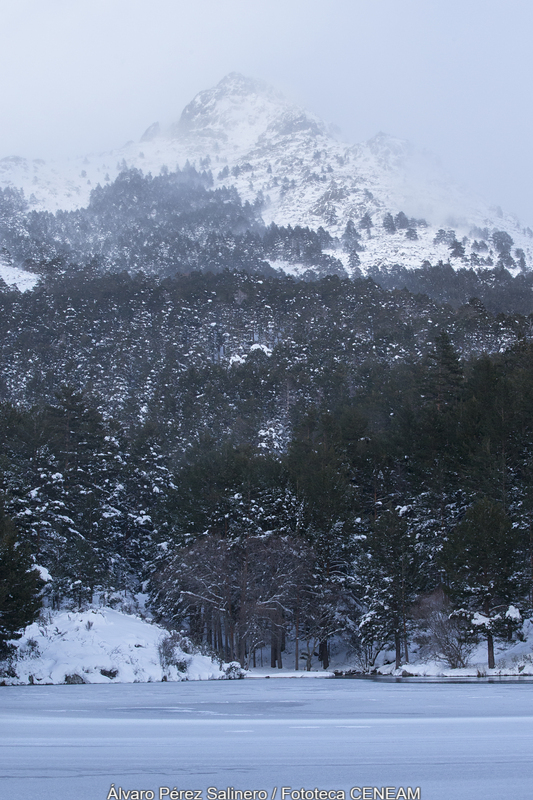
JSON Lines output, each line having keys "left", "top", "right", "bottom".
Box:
{"left": 64, "top": 673, "right": 85, "bottom": 684}
{"left": 99, "top": 667, "right": 118, "bottom": 679}
{"left": 349, "top": 612, "right": 388, "bottom": 672}
{"left": 425, "top": 610, "right": 478, "bottom": 669}
{"left": 17, "top": 637, "right": 41, "bottom": 660}
{"left": 224, "top": 661, "right": 246, "bottom": 679}
{"left": 510, "top": 653, "right": 533, "bottom": 675}
{"left": 158, "top": 631, "right": 193, "bottom": 675}
{"left": 413, "top": 590, "right": 478, "bottom": 669}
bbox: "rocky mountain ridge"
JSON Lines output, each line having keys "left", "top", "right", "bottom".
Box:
{"left": 1, "top": 72, "right": 531, "bottom": 278}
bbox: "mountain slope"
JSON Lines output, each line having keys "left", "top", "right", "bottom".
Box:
{"left": 1, "top": 72, "right": 532, "bottom": 276}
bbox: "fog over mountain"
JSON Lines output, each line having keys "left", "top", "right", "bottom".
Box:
{"left": 1, "top": 72, "right": 531, "bottom": 282}
{"left": 1, "top": 1, "right": 532, "bottom": 223}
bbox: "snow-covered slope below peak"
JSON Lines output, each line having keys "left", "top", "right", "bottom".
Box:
{"left": 0, "top": 73, "right": 326, "bottom": 213}
{"left": 0, "top": 255, "right": 39, "bottom": 292}
{"left": 1, "top": 72, "right": 532, "bottom": 274}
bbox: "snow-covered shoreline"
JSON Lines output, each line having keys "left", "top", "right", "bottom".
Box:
{"left": 374, "top": 662, "right": 533, "bottom": 679}
{"left": 3, "top": 605, "right": 533, "bottom": 686}
{"left": 0, "top": 607, "right": 241, "bottom": 686}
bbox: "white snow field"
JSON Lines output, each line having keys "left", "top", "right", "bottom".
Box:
{"left": 1, "top": 679, "right": 533, "bottom": 800}
{"left": 0, "top": 258, "right": 38, "bottom": 292}
{"left": 7, "top": 608, "right": 230, "bottom": 685}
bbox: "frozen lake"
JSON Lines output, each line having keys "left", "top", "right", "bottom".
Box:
{"left": 1, "top": 677, "right": 533, "bottom": 800}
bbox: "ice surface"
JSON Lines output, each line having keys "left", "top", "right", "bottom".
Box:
{"left": 1, "top": 679, "right": 532, "bottom": 800}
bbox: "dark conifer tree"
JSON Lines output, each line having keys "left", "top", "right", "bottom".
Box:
{"left": 426, "top": 331, "right": 464, "bottom": 411}
{"left": 382, "top": 213, "right": 396, "bottom": 233}
{"left": 394, "top": 211, "right": 409, "bottom": 230}
{"left": 357, "top": 507, "right": 419, "bottom": 668}
{"left": 0, "top": 504, "right": 44, "bottom": 655}
{"left": 359, "top": 213, "right": 373, "bottom": 238}
{"left": 449, "top": 239, "right": 465, "bottom": 258}
{"left": 442, "top": 497, "right": 522, "bottom": 668}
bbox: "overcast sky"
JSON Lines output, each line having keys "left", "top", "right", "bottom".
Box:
{"left": 1, "top": 0, "right": 532, "bottom": 223}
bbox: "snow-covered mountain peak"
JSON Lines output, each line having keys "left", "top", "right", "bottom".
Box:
{"left": 168, "top": 72, "right": 324, "bottom": 156}
{"left": 0, "top": 72, "right": 532, "bottom": 275}
{"left": 182, "top": 71, "right": 284, "bottom": 112}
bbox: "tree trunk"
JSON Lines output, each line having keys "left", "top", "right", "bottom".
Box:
{"left": 487, "top": 631, "right": 495, "bottom": 669}
{"left": 319, "top": 640, "right": 329, "bottom": 670}
{"left": 206, "top": 609, "right": 212, "bottom": 648}
{"left": 294, "top": 608, "right": 299, "bottom": 671}
{"left": 530, "top": 524, "right": 533, "bottom": 607}
{"left": 271, "top": 627, "right": 278, "bottom": 669}
{"left": 216, "top": 615, "right": 223, "bottom": 655}
{"left": 395, "top": 632, "right": 402, "bottom": 669}
{"left": 238, "top": 637, "right": 246, "bottom": 668}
